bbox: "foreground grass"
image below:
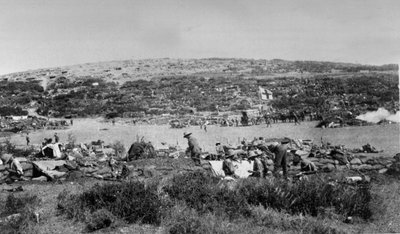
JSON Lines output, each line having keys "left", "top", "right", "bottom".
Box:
{"left": 55, "top": 172, "right": 375, "bottom": 233}
{"left": 1, "top": 171, "right": 397, "bottom": 233}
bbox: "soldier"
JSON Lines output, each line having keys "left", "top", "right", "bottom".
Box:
{"left": 222, "top": 150, "right": 239, "bottom": 177}
{"left": 183, "top": 132, "right": 202, "bottom": 165}
{"left": 26, "top": 134, "right": 30, "bottom": 146}
{"left": 248, "top": 150, "right": 267, "bottom": 178}
{"left": 269, "top": 139, "right": 290, "bottom": 177}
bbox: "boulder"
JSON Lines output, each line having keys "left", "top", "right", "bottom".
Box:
{"left": 31, "top": 176, "right": 47, "bottom": 181}
{"left": 356, "top": 164, "right": 373, "bottom": 171}
{"left": 335, "top": 165, "right": 349, "bottom": 171}
{"left": 386, "top": 162, "right": 400, "bottom": 175}
{"left": 265, "top": 159, "right": 274, "bottom": 165}
{"left": 370, "top": 164, "right": 385, "bottom": 170}
{"left": 322, "top": 163, "right": 335, "bottom": 172}
{"left": 394, "top": 153, "right": 400, "bottom": 162}
{"left": 319, "top": 159, "right": 336, "bottom": 164}
{"left": 350, "top": 158, "right": 362, "bottom": 165}
{"left": 379, "top": 168, "right": 388, "bottom": 174}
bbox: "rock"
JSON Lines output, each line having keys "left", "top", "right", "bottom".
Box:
{"left": 350, "top": 158, "right": 362, "bottom": 165}
{"left": 379, "top": 168, "right": 388, "bottom": 174}
{"left": 335, "top": 165, "right": 348, "bottom": 171}
{"left": 319, "top": 159, "right": 335, "bottom": 164}
{"left": 322, "top": 163, "right": 335, "bottom": 172}
{"left": 394, "top": 153, "right": 400, "bottom": 162}
{"left": 356, "top": 164, "right": 373, "bottom": 171}
{"left": 346, "top": 176, "right": 362, "bottom": 183}
{"left": 370, "top": 164, "right": 384, "bottom": 170}
{"left": 32, "top": 176, "right": 47, "bottom": 181}
{"left": 387, "top": 162, "right": 400, "bottom": 175}
{"left": 265, "top": 159, "right": 274, "bottom": 165}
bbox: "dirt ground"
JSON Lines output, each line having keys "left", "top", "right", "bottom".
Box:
{"left": 7, "top": 119, "right": 400, "bottom": 156}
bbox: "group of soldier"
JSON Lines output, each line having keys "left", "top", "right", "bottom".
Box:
{"left": 183, "top": 132, "right": 316, "bottom": 179}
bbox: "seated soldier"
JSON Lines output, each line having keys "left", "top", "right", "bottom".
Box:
{"left": 1, "top": 153, "right": 24, "bottom": 179}
{"left": 222, "top": 150, "right": 239, "bottom": 178}
{"left": 215, "top": 142, "right": 225, "bottom": 160}
{"left": 248, "top": 150, "right": 267, "bottom": 178}
{"left": 292, "top": 151, "right": 317, "bottom": 172}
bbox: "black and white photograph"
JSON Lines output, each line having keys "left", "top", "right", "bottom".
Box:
{"left": 0, "top": 0, "right": 399, "bottom": 233}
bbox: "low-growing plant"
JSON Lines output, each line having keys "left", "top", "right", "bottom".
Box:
{"left": 58, "top": 181, "right": 163, "bottom": 226}
{"left": 86, "top": 209, "right": 116, "bottom": 232}
{"left": 165, "top": 172, "right": 373, "bottom": 220}
{"left": 163, "top": 171, "right": 250, "bottom": 219}
{"left": 0, "top": 193, "right": 41, "bottom": 234}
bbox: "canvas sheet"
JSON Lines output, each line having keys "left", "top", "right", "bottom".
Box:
{"left": 32, "top": 160, "right": 66, "bottom": 179}
{"left": 209, "top": 160, "right": 254, "bottom": 178}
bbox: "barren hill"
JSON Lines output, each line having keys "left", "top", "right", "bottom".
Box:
{"left": 1, "top": 58, "right": 397, "bottom": 86}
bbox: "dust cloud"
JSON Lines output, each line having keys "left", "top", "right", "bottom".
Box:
{"left": 356, "top": 108, "right": 400, "bottom": 123}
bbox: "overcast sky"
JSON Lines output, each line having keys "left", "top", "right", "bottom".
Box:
{"left": 0, "top": 0, "right": 399, "bottom": 75}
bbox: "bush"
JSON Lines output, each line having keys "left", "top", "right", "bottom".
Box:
{"left": 0, "top": 193, "right": 41, "bottom": 234}
{"left": 165, "top": 172, "right": 373, "bottom": 220}
{"left": 0, "top": 139, "right": 37, "bottom": 157}
{"left": 237, "top": 176, "right": 372, "bottom": 219}
{"left": 58, "top": 181, "right": 163, "bottom": 226}
{"left": 164, "top": 171, "right": 251, "bottom": 219}
{"left": 86, "top": 209, "right": 116, "bottom": 232}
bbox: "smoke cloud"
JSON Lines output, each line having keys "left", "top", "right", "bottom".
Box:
{"left": 356, "top": 107, "right": 400, "bottom": 123}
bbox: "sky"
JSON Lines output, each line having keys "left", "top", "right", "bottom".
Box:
{"left": 0, "top": 0, "right": 399, "bottom": 75}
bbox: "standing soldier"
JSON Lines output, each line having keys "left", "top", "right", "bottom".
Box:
{"left": 269, "top": 139, "right": 290, "bottom": 178}
{"left": 26, "top": 134, "right": 30, "bottom": 146}
{"left": 54, "top": 133, "right": 59, "bottom": 143}
{"left": 183, "top": 132, "right": 202, "bottom": 166}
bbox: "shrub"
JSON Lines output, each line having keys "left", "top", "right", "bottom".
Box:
{"left": 165, "top": 172, "right": 373, "bottom": 220}
{"left": 0, "top": 139, "right": 37, "bottom": 157}
{"left": 58, "top": 181, "right": 163, "bottom": 226}
{"left": 86, "top": 209, "right": 116, "bottom": 232}
{"left": 0, "top": 193, "right": 41, "bottom": 234}
{"left": 236, "top": 175, "right": 373, "bottom": 219}
{"left": 163, "top": 171, "right": 251, "bottom": 219}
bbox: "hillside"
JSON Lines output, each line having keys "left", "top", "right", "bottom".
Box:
{"left": 0, "top": 58, "right": 398, "bottom": 120}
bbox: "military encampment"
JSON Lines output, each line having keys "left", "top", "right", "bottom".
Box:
{"left": 1, "top": 1, "right": 400, "bottom": 233}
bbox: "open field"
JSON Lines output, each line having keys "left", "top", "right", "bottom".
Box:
{"left": 5, "top": 118, "right": 400, "bottom": 157}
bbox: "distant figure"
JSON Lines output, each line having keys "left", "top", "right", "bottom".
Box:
{"left": 215, "top": 142, "right": 225, "bottom": 160}
{"left": 26, "top": 134, "right": 30, "bottom": 146}
{"left": 266, "top": 116, "right": 272, "bottom": 127}
{"left": 293, "top": 113, "right": 300, "bottom": 125}
{"left": 183, "top": 132, "right": 202, "bottom": 165}
{"left": 70, "top": 119, "right": 74, "bottom": 126}
{"left": 112, "top": 119, "right": 115, "bottom": 125}
{"left": 54, "top": 133, "right": 59, "bottom": 143}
